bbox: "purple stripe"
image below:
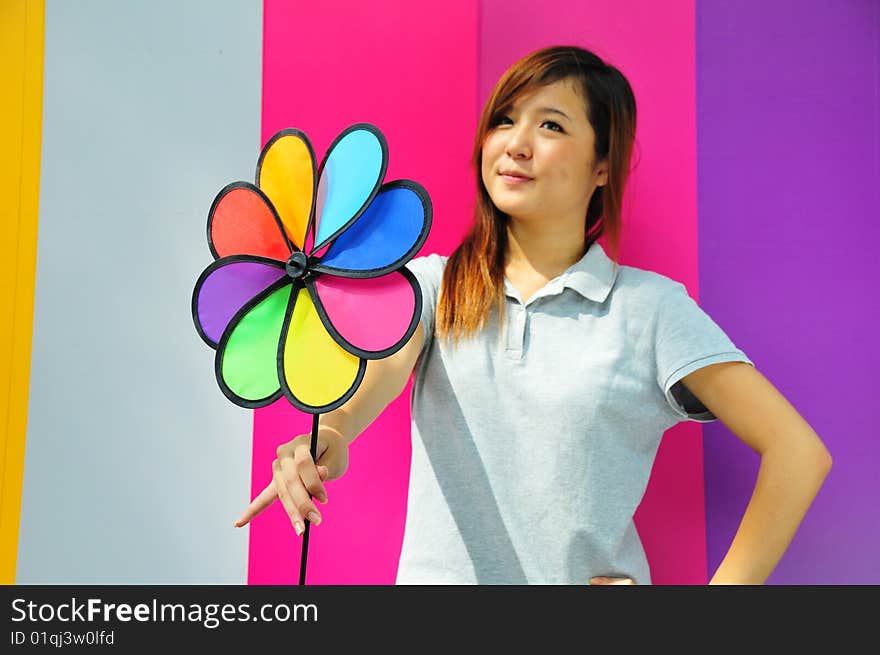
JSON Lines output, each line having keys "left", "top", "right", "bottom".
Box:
{"left": 698, "top": 0, "right": 880, "bottom": 583}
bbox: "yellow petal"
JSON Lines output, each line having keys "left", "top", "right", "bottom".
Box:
{"left": 258, "top": 131, "right": 314, "bottom": 250}
{"left": 282, "top": 287, "right": 362, "bottom": 409}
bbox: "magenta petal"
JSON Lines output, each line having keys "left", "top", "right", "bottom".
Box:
{"left": 313, "top": 272, "right": 416, "bottom": 354}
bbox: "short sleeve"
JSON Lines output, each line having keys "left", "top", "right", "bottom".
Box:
{"left": 653, "top": 281, "right": 754, "bottom": 423}
{"left": 404, "top": 253, "right": 447, "bottom": 360}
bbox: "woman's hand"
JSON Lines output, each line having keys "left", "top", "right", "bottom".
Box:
{"left": 233, "top": 427, "right": 349, "bottom": 536}
{"left": 589, "top": 576, "right": 635, "bottom": 585}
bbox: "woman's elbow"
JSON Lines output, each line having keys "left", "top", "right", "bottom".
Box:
{"left": 816, "top": 443, "right": 833, "bottom": 477}
{"left": 800, "top": 438, "right": 833, "bottom": 483}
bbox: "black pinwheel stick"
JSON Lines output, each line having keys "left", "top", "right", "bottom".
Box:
{"left": 299, "top": 412, "right": 321, "bottom": 585}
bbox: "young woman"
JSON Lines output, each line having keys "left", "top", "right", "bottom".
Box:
{"left": 234, "top": 46, "right": 832, "bottom": 585}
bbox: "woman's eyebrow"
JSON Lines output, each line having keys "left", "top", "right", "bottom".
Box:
{"left": 536, "top": 106, "right": 572, "bottom": 122}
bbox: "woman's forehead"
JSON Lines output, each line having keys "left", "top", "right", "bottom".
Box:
{"left": 508, "top": 78, "right": 586, "bottom": 115}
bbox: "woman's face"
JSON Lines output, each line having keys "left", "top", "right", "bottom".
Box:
{"left": 480, "top": 77, "right": 607, "bottom": 228}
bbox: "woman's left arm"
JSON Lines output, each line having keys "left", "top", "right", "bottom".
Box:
{"left": 680, "top": 361, "right": 832, "bottom": 585}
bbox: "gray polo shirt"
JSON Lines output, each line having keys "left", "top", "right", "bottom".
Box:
{"left": 397, "top": 242, "right": 753, "bottom": 584}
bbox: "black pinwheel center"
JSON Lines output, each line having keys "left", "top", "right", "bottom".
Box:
{"left": 285, "top": 252, "right": 309, "bottom": 280}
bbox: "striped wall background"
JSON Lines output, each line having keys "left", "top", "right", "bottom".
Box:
{"left": 3, "top": 0, "right": 877, "bottom": 585}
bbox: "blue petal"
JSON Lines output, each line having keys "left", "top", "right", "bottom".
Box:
{"left": 316, "top": 181, "right": 431, "bottom": 274}
{"left": 312, "top": 125, "right": 387, "bottom": 251}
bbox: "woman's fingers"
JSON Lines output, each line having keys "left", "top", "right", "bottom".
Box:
{"left": 294, "top": 444, "right": 328, "bottom": 504}
{"left": 272, "top": 459, "right": 307, "bottom": 536}
{"left": 233, "top": 481, "right": 277, "bottom": 528}
{"left": 589, "top": 576, "right": 635, "bottom": 585}
{"left": 232, "top": 437, "right": 335, "bottom": 532}
{"left": 282, "top": 445, "right": 323, "bottom": 526}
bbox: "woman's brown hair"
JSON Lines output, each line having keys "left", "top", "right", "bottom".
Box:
{"left": 435, "top": 45, "right": 637, "bottom": 346}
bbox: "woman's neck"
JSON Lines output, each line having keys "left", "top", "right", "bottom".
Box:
{"left": 504, "top": 219, "right": 587, "bottom": 280}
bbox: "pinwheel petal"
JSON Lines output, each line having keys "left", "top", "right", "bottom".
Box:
{"left": 309, "top": 270, "right": 419, "bottom": 358}
{"left": 257, "top": 129, "right": 315, "bottom": 251}
{"left": 310, "top": 124, "right": 387, "bottom": 253}
{"left": 280, "top": 287, "right": 364, "bottom": 412}
{"left": 314, "top": 180, "right": 431, "bottom": 276}
{"left": 208, "top": 182, "right": 292, "bottom": 260}
{"left": 193, "top": 257, "right": 287, "bottom": 347}
{"left": 217, "top": 282, "right": 291, "bottom": 406}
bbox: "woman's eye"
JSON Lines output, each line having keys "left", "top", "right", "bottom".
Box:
{"left": 542, "top": 121, "right": 564, "bottom": 132}
{"left": 495, "top": 116, "right": 513, "bottom": 126}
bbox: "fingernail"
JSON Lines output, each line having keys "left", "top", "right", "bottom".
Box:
{"left": 294, "top": 521, "right": 304, "bottom": 536}
{"left": 307, "top": 511, "right": 321, "bottom": 525}
{"left": 318, "top": 493, "right": 328, "bottom": 504}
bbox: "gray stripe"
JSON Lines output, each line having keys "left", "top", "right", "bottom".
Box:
{"left": 18, "top": 0, "right": 263, "bottom": 583}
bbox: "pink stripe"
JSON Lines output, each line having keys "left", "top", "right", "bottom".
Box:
{"left": 479, "top": 0, "right": 705, "bottom": 584}
{"left": 253, "top": 0, "right": 477, "bottom": 584}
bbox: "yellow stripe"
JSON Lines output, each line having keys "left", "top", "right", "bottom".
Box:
{"left": 0, "top": 0, "right": 44, "bottom": 585}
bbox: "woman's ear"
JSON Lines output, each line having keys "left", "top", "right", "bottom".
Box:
{"left": 595, "top": 159, "right": 609, "bottom": 187}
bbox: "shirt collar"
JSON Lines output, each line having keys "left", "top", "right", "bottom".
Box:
{"left": 503, "top": 241, "right": 619, "bottom": 305}
{"left": 562, "top": 241, "right": 619, "bottom": 303}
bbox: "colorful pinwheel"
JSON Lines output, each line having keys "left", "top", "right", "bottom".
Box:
{"left": 191, "top": 123, "right": 432, "bottom": 583}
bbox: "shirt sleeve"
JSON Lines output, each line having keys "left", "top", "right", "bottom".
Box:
{"left": 653, "top": 280, "right": 754, "bottom": 423}
{"left": 404, "top": 253, "right": 447, "bottom": 360}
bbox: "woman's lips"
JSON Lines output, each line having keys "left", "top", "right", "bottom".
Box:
{"left": 500, "top": 173, "right": 533, "bottom": 184}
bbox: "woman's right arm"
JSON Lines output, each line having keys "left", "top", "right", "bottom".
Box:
{"left": 233, "top": 322, "right": 426, "bottom": 535}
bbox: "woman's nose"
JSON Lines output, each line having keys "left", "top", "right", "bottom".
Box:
{"left": 504, "top": 127, "right": 531, "bottom": 159}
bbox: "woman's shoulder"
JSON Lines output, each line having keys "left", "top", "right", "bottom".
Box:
{"left": 404, "top": 253, "right": 449, "bottom": 298}
{"left": 611, "top": 261, "right": 690, "bottom": 305}
{"left": 405, "top": 252, "right": 449, "bottom": 277}
{"left": 407, "top": 252, "right": 449, "bottom": 267}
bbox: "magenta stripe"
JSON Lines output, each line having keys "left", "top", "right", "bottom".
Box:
{"left": 254, "top": 0, "right": 478, "bottom": 584}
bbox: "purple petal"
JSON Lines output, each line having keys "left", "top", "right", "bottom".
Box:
{"left": 194, "top": 259, "right": 286, "bottom": 345}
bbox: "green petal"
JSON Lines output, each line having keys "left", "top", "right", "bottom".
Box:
{"left": 220, "top": 283, "right": 291, "bottom": 402}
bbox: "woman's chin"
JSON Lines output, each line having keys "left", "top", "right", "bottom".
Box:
{"left": 491, "top": 201, "right": 532, "bottom": 220}
{"left": 501, "top": 213, "right": 545, "bottom": 229}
